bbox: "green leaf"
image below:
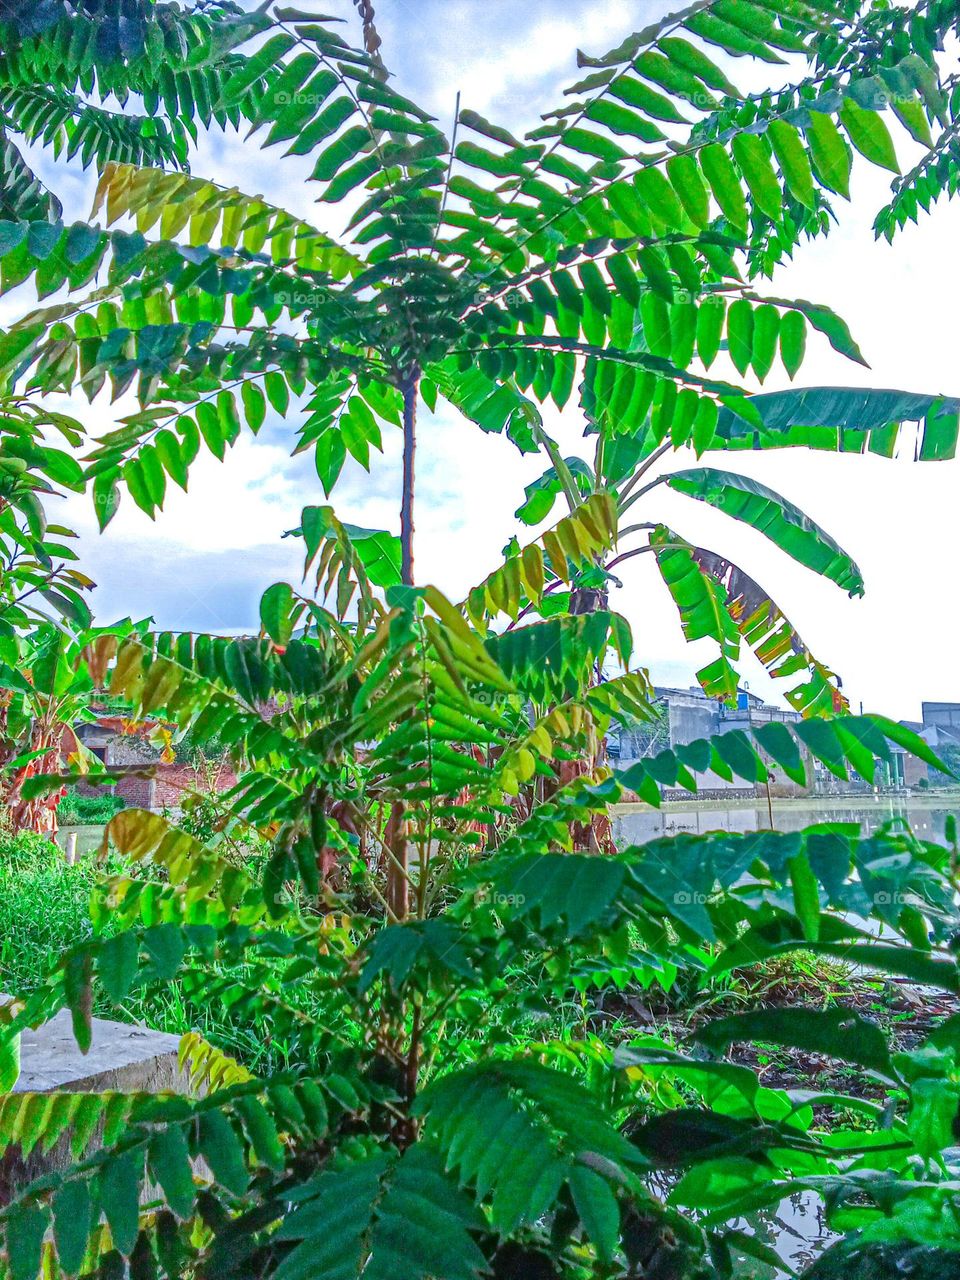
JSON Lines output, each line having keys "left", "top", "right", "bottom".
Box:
{"left": 100, "top": 1150, "right": 142, "bottom": 1256}
{"left": 242, "top": 381, "right": 267, "bottom": 432}
{"left": 92, "top": 471, "right": 121, "bottom": 530}
{"left": 726, "top": 298, "right": 754, "bottom": 375}
{"left": 665, "top": 467, "right": 864, "bottom": 594}
{"left": 778, "top": 309, "right": 806, "bottom": 379}
{"left": 750, "top": 304, "right": 779, "bottom": 381}
{"left": 149, "top": 1124, "right": 196, "bottom": 1218}
{"left": 6, "top": 1203, "right": 49, "bottom": 1280}
{"left": 767, "top": 119, "right": 814, "bottom": 208}
{"left": 666, "top": 154, "right": 710, "bottom": 228}
{"left": 196, "top": 400, "right": 225, "bottom": 461}
{"left": 52, "top": 1176, "right": 91, "bottom": 1274}
{"left": 634, "top": 167, "right": 684, "bottom": 226}
{"left": 265, "top": 371, "right": 290, "bottom": 415}
{"left": 198, "top": 1111, "right": 250, "bottom": 1196}
{"left": 699, "top": 144, "right": 748, "bottom": 231}
{"left": 275, "top": 1146, "right": 485, "bottom": 1280}
{"left": 788, "top": 850, "right": 821, "bottom": 941}
{"left": 343, "top": 525, "right": 402, "bottom": 588}
{"left": 696, "top": 1007, "right": 896, "bottom": 1079}
{"left": 640, "top": 292, "right": 671, "bottom": 358}
{"left": 696, "top": 297, "right": 725, "bottom": 369}
{"left": 155, "top": 428, "right": 188, "bottom": 490}
{"left": 569, "top": 1164, "right": 620, "bottom": 1262}
{"left": 260, "top": 581, "right": 297, "bottom": 645}
{"left": 311, "top": 125, "right": 371, "bottom": 183}
{"left": 804, "top": 111, "right": 851, "bottom": 198}
{"left": 731, "top": 132, "right": 782, "bottom": 221}
{"left": 839, "top": 98, "right": 899, "bottom": 173}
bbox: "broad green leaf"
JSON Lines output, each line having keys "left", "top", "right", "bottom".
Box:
{"left": 839, "top": 98, "right": 899, "bottom": 173}
{"left": 260, "top": 581, "right": 298, "bottom": 645}
{"left": 665, "top": 467, "right": 864, "bottom": 594}
{"left": 768, "top": 119, "right": 814, "bottom": 208}
{"left": 696, "top": 1007, "right": 896, "bottom": 1079}
{"left": 804, "top": 111, "right": 851, "bottom": 197}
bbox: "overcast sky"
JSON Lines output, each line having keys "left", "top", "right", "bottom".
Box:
{"left": 12, "top": 0, "right": 960, "bottom": 719}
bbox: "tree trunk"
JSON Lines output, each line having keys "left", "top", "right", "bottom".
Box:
{"left": 384, "top": 799, "right": 409, "bottom": 921}
{"left": 400, "top": 371, "right": 419, "bottom": 587}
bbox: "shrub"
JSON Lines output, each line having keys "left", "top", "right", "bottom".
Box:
{"left": 56, "top": 786, "right": 126, "bottom": 827}
{"left": 0, "top": 820, "right": 60, "bottom": 874}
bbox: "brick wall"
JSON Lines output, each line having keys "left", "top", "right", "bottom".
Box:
{"left": 152, "top": 763, "right": 238, "bottom": 812}
{"left": 72, "top": 775, "right": 155, "bottom": 808}
{"left": 73, "top": 764, "right": 237, "bottom": 812}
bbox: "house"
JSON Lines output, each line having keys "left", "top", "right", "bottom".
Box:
{"left": 610, "top": 685, "right": 809, "bottom": 800}
{"left": 73, "top": 714, "right": 236, "bottom": 812}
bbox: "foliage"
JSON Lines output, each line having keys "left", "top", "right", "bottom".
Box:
{"left": 0, "top": 622, "right": 129, "bottom": 832}
{"left": 0, "top": 819, "right": 59, "bottom": 872}
{"left": 0, "top": 573, "right": 956, "bottom": 1277}
{"left": 2, "top": 1, "right": 960, "bottom": 1278}
{"left": 0, "top": 0, "right": 955, "bottom": 597}
{"left": 55, "top": 786, "right": 126, "bottom": 827}
{"left": 0, "top": 853, "right": 94, "bottom": 998}
{"left": 0, "top": 397, "right": 95, "bottom": 633}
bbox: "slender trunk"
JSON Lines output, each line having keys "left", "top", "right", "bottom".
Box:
{"left": 400, "top": 371, "right": 419, "bottom": 587}
{"left": 384, "top": 799, "right": 409, "bottom": 921}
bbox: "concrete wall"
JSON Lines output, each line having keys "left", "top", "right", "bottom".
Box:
{"left": 0, "top": 1009, "right": 191, "bottom": 1204}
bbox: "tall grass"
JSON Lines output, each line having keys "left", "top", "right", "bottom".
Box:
{"left": 0, "top": 830, "right": 338, "bottom": 1073}
{"left": 0, "top": 854, "right": 95, "bottom": 998}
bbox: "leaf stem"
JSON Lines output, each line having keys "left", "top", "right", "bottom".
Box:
{"left": 401, "top": 369, "right": 419, "bottom": 586}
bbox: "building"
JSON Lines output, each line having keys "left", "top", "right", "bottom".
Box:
{"left": 888, "top": 705, "right": 960, "bottom": 788}
{"left": 611, "top": 686, "right": 809, "bottom": 800}
{"left": 73, "top": 715, "right": 236, "bottom": 812}
{"left": 922, "top": 702, "right": 960, "bottom": 737}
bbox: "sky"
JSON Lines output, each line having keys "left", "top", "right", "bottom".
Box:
{"left": 9, "top": 0, "right": 960, "bottom": 720}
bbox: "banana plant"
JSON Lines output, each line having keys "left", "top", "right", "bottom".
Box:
{"left": 0, "top": 621, "right": 102, "bottom": 832}
{"left": 0, "top": 395, "right": 95, "bottom": 633}
{"left": 513, "top": 377, "right": 960, "bottom": 718}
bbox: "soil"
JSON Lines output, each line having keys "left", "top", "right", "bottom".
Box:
{"left": 593, "top": 969, "right": 960, "bottom": 1103}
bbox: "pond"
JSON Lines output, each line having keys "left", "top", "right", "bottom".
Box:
{"left": 612, "top": 794, "right": 959, "bottom": 847}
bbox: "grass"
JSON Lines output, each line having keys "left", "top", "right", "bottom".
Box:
{"left": 0, "top": 832, "right": 352, "bottom": 1075}
{"left": 0, "top": 854, "right": 95, "bottom": 997}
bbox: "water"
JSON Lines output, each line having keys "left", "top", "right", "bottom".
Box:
{"left": 615, "top": 796, "right": 959, "bottom": 1274}
{"left": 733, "top": 1193, "right": 833, "bottom": 1276}
{"left": 613, "top": 795, "right": 958, "bottom": 847}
